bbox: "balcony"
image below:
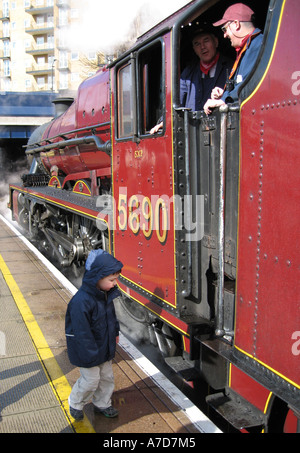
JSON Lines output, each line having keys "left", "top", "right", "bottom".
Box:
{"left": 25, "top": 1, "right": 54, "bottom": 16}
{"left": 26, "top": 21, "right": 54, "bottom": 35}
{"left": 58, "top": 61, "right": 70, "bottom": 71}
{"left": 26, "top": 43, "right": 55, "bottom": 56}
{"left": 26, "top": 84, "right": 53, "bottom": 92}
{"left": 56, "top": 0, "right": 70, "bottom": 7}
{"left": 26, "top": 63, "right": 53, "bottom": 76}
{"left": 0, "top": 10, "right": 10, "bottom": 20}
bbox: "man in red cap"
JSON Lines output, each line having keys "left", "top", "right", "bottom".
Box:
{"left": 204, "top": 3, "right": 263, "bottom": 114}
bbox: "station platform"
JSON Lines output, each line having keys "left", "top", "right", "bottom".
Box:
{"left": 0, "top": 214, "right": 221, "bottom": 435}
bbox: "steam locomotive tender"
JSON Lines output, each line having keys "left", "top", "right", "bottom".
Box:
{"left": 8, "top": 0, "right": 300, "bottom": 432}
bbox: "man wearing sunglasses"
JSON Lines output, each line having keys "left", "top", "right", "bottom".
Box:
{"left": 204, "top": 3, "right": 263, "bottom": 114}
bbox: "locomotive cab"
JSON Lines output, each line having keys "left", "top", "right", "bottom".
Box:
{"left": 111, "top": 0, "right": 270, "bottom": 360}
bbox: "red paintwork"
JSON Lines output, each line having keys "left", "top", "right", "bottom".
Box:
{"left": 235, "top": 0, "right": 300, "bottom": 393}
{"left": 284, "top": 409, "right": 298, "bottom": 433}
{"left": 230, "top": 366, "right": 271, "bottom": 414}
{"left": 40, "top": 68, "right": 111, "bottom": 175}
{"left": 111, "top": 34, "right": 177, "bottom": 309}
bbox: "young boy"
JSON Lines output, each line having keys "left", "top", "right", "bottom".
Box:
{"left": 65, "top": 249, "right": 123, "bottom": 421}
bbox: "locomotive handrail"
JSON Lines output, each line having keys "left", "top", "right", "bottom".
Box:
{"left": 215, "top": 104, "right": 229, "bottom": 337}
{"left": 25, "top": 135, "right": 111, "bottom": 156}
{"left": 24, "top": 122, "right": 111, "bottom": 149}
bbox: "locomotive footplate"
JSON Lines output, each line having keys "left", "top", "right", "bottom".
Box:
{"left": 164, "top": 356, "right": 200, "bottom": 382}
{"left": 9, "top": 184, "right": 111, "bottom": 267}
{"left": 10, "top": 184, "right": 107, "bottom": 221}
{"left": 206, "top": 388, "right": 266, "bottom": 431}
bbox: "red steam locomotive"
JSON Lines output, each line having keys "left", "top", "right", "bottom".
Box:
{"left": 8, "top": 0, "right": 300, "bottom": 432}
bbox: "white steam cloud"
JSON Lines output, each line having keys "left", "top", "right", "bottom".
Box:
{"left": 66, "top": 0, "right": 192, "bottom": 54}
{"left": 0, "top": 157, "right": 27, "bottom": 221}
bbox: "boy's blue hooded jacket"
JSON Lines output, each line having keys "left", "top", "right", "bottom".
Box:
{"left": 65, "top": 250, "right": 123, "bottom": 368}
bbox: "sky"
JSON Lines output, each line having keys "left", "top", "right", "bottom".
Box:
{"left": 66, "top": 0, "right": 192, "bottom": 54}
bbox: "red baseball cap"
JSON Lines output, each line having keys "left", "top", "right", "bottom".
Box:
{"left": 213, "top": 3, "right": 254, "bottom": 27}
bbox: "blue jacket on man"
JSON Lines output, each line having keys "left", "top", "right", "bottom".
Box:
{"left": 180, "top": 54, "right": 233, "bottom": 111}
{"left": 65, "top": 250, "right": 123, "bottom": 368}
{"left": 222, "top": 28, "right": 263, "bottom": 103}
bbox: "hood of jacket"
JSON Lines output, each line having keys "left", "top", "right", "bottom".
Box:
{"left": 82, "top": 249, "right": 123, "bottom": 295}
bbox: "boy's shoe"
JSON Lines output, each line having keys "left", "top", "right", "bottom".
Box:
{"left": 93, "top": 405, "right": 118, "bottom": 418}
{"left": 69, "top": 406, "right": 84, "bottom": 420}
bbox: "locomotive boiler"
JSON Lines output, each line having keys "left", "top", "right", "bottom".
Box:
{"left": 8, "top": 0, "right": 300, "bottom": 432}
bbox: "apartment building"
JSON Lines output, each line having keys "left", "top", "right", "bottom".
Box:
{"left": 0, "top": 0, "right": 98, "bottom": 93}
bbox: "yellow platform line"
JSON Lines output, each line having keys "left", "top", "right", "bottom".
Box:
{"left": 0, "top": 253, "right": 95, "bottom": 433}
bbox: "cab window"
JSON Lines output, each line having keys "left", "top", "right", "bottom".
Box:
{"left": 116, "top": 40, "right": 164, "bottom": 139}
{"left": 138, "top": 41, "right": 164, "bottom": 135}
{"left": 117, "top": 63, "right": 134, "bottom": 138}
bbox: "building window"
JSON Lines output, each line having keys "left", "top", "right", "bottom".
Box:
{"left": 4, "top": 59, "right": 10, "bottom": 76}
{"left": 3, "top": 21, "right": 10, "bottom": 38}
{"left": 47, "top": 35, "right": 54, "bottom": 48}
{"left": 37, "top": 76, "right": 45, "bottom": 88}
{"left": 88, "top": 51, "right": 96, "bottom": 61}
{"left": 71, "top": 72, "right": 79, "bottom": 82}
{"left": 36, "top": 16, "right": 44, "bottom": 26}
{"left": 59, "top": 72, "right": 68, "bottom": 89}
{"left": 36, "top": 36, "right": 45, "bottom": 46}
{"left": 4, "top": 79, "right": 11, "bottom": 91}
{"left": 70, "top": 9, "right": 79, "bottom": 19}
{"left": 2, "top": 1, "right": 9, "bottom": 17}
{"left": 59, "top": 9, "right": 68, "bottom": 26}
{"left": 59, "top": 50, "right": 68, "bottom": 68}
{"left": 37, "top": 56, "right": 45, "bottom": 66}
{"left": 47, "top": 15, "right": 54, "bottom": 27}
{"left": 3, "top": 40, "right": 10, "bottom": 57}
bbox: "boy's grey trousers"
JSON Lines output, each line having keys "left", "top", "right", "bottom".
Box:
{"left": 69, "top": 360, "right": 114, "bottom": 410}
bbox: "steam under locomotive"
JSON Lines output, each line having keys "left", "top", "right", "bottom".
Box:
{"left": 8, "top": 0, "right": 300, "bottom": 432}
